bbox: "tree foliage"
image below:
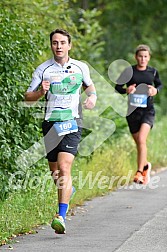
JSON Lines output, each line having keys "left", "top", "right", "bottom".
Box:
{"left": 90, "top": 0, "right": 167, "bottom": 113}
{"left": 69, "top": 0, "right": 167, "bottom": 114}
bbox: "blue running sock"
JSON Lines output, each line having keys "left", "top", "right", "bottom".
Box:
{"left": 59, "top": 203, "right": 68, "bottom": 221}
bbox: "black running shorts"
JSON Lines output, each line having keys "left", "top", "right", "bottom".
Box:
{"left": 126, "top": 107, "right": 155, "bottom": 134}
{"left": 42, "top": 121, "right": 82, "bottom": 162}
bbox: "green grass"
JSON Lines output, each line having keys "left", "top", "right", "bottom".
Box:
{"left": 0, "top": 116, "right": 167, "bottom": 245}
{"left": 0, "top": 184, "right": 57, "bottom": 244}
{"left": 148, "top": 116, "right": 167, "bottom": 168}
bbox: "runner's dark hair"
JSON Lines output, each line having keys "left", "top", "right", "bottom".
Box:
{"left": 50, "top": 29, "right": 71, "bottom": 44}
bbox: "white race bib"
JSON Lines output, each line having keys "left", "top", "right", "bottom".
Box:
{"left": 129, "top": 94, "right": 147, "bottom": 108}
{"left": 53, "top": 119, "right": 78, "bottom": 136}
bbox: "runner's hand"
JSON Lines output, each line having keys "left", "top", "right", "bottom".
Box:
{"left": 41, "top": 80, "right": 50, "bottom": 95}
{"left": 83, "top": 95, "right": 97, "bottom": 109}
{"left": 148, "top": 85, "right": 158, "bottom": 96}
{"left": 126, "top": 84, "right": 136, "bottom": 94}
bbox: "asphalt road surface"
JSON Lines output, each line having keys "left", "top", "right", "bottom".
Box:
{"left": 1, "top": 169, "right": 167, "bottom": 252}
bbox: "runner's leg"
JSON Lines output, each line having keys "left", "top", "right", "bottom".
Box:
{"left": 49, "top": 161, "right": 61, "bottom": 201}
{"left": 56, "top": 152, "right": 74, "bottom": 204}
{"left": 132, "top": 123, "right": 151, "bottom": 172}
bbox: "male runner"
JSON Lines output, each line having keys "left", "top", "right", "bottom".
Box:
{"left": 115, "top": 44, "right": 163, "bottom": 185}
{"left": 25, "top": 29, "right": 97, "bottom": 234}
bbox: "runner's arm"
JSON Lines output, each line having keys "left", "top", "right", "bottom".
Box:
{"left": 115, "top": 66, "right": 133, "bottom": 94}
{"left": 148, "top": 70, "right": 163, "bottom": 96}
{"left": 83, "top": 83, "right": 97, "bottom": 97}
{"left": 153, "top": 70, "right": 163, "bottom": 93}
{"left": 83, "top": 83, "right": 97, "bottom": 109}
{"left": 25, "top": 80, "right": 50, "bottom": 102}
{"left": 115, "top": 83, "right": 127, "bottom": 94}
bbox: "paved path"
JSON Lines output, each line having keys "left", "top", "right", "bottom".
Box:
{"left": 1, "top": 169, "right": 167, "bottom": 252}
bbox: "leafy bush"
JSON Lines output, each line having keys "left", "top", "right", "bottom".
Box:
{"left": 0, "top": 10, "right": 45, "bottom": 199}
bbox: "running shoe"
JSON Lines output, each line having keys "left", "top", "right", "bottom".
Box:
{"left": 51, "top": 214, "right": 66, "bottom": 234}
{"left": 133, "top": 171, "right": 144, "bottom": 184}
{"left": 142, "top": 162, "right": 152, "bottom": 185}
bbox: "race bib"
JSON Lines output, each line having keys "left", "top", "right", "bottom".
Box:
{"left": 129, "top": 94, "right": 147, "bottom": 108}
{"left": 53, "top": 119, "right": 78, "bottom": 136}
